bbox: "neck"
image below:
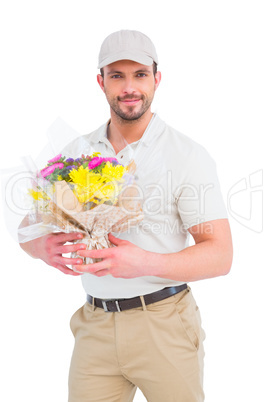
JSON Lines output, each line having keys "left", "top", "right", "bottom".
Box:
{"left": 107, "top": 109, "right": 153, "bottom": 154}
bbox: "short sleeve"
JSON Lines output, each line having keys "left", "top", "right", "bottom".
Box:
{"left": 61, "top": 136, "right": 95, "bottom": 158}
{"left": 175, "top": 145, "right": 228, "bottom": 229}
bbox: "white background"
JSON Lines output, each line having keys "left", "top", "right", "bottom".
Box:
{"left": 0, "top": 1, "right": 267, "bottom": 401}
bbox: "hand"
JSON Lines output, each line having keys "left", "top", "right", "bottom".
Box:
{"left": 20, "top": 232, "right": 86, "bottom": 276}
{"left": 73, "top": 233, "right": 157, "bottom": 279}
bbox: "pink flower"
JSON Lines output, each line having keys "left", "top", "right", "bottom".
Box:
{"left": 40, "top": 162, "right": 64, "bottom": 178}
{"left": 48, "top": 154, "right": 62, "bottom": 164}
{"left": 104, "top": 157, "right": 118, "bottom": 163}
{"left": 88, "top": 157, "right": 106, "bottom": 169}
{"left": 40, "top": 166, "right": 56, "bottom": 178}
{"left": 88, "top": 157, "right": 119, "bottom": 170}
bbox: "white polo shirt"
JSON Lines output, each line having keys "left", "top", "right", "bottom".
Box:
{"left": 62, "top": 114, "right": 228, "bottom": 298}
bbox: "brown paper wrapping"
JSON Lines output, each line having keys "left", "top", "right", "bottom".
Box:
{"left": 46, "top": 180, "right": 143, "bottom": 269}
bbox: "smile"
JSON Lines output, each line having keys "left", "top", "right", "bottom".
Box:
{"left": 120, "top": 99, "right": 141, "bottom": 106}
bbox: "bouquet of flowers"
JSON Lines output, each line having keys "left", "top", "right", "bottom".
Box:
{"left": 18, "top": 152, "right": 143, "bottom": 268}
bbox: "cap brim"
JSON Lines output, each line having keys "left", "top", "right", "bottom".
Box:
{"left": 98, "top": 50, "right": 155, "bottom": 69}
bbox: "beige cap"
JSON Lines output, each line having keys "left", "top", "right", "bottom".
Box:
{"left": 98, "top": 30, "right": 158, "bottom": 69}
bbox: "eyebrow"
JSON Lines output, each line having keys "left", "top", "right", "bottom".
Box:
{"left": 107, "top": 70, "right": 123, "bottom": 75}
{"left": 135, "top": 69, "right": 152, "bottom": 74}
{"left": 107, "top": 69, "right": 152, "bottom": 76}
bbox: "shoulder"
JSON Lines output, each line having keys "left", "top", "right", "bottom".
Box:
{"left": 161, "top": 121, "right": 215, "bottom": 167}
{"left": 61, "top": 122, "right": 107, "bottom": 158}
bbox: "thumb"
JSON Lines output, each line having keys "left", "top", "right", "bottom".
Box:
{"left": 108, "top": 233, "right": 124, "bottom": 246}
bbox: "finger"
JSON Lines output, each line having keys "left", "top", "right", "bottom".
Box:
{"left": 73, "top": 265, "right": 109, "bottom": 277}
{"left": 54, "top": 255, "right": 84, "bottom": 266}
{"left": 57, "top": 243, "right": 87, "bottom": 254}
{"left": 94, "top": 269, "right": 110, "bottom": 277}
{"left": 77, "top": 248, "right": 111, "bottom": 259}
{"left": 73, "top": 260, "right": 109, "bottom": 274}
{"left": 54, "top": 263, "right": 82, "bottom": 276}
{"left": 52, "top": 232, "right": 84, "bottom": 244}
{"left": 108, "top": 233, "right": 123, "bottom": 246}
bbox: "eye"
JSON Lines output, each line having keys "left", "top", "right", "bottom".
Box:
{"left": 111, "top": 74, "right": 121, "bottom": 79}
{"left": 137, "top": 73, "right": 147, "bottom": 77}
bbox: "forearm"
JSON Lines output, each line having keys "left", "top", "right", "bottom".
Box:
{"left": 19, "top": 214, "right": 41, "bottom": 259}
{"left": 19, "top": 232, "right": 85, "bottom": 276}
{"left": 20, "top": 239, "right": 40, "bottom": 259}
{"left": 148, "top": 239, "right": 233, "bottom": 282}
{"left": 75, "top": 221, "right": 233, "bottom": 280}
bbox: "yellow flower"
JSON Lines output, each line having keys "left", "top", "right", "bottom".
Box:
{"left": 69, "top": 163, "right": 126, "bottom": 205}
{"left": 69, "top": 166, "right": 91, "bottom": 187}
{"left": 29, "top": 189, "right": 41, "bottom": 201}
{"left": 91, "top": 152, "right": 101, "bottom": 158}
{"left": 29, "top": 189, "right": 49, "bottom": 201}
{"left": 101, "top": 162, "right": 126, "bottom": 182}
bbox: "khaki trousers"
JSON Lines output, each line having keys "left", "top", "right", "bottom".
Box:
{"left": 68, "top": 287, "right": 205, "bottom": 402}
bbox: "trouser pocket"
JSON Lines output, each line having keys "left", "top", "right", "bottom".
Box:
{"left": 174, "top": 288, "right": 205, "bottom": 351}
{"left": 70, "top": 305, "right": 84, "bottom": 336}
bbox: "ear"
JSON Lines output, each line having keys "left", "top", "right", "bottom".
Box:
{"left": 97, "top": 74, "right": 105, "bottom": 92}
{"left": 154, "top": 71, "right": 161, "bottom": 91}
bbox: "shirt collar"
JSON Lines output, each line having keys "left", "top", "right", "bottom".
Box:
{"left": 89, "top": 113, "right": 166, "bottom": 147}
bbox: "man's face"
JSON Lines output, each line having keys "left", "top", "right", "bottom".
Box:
{"left": 97, "top": 60, "right": 161, "bottom": 122}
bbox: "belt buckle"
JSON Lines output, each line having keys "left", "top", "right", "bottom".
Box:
{"left": 102, "top": 299, "right": 121, "bottom": 313}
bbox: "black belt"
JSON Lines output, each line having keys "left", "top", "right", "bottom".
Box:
{"left": 87, "top": 283, "right": 187, "bottom": 312}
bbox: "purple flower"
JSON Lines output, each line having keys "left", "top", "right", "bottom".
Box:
{"left": 66, "top": 158, "right": 74, "bottom": 163}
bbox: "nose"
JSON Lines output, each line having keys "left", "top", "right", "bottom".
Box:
{"left": 122, "top": 76, "right": 136, "bottom": 94}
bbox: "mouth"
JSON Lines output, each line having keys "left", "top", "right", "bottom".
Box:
{"left": 119, "top": 98, "right": 141, "bottom": 106}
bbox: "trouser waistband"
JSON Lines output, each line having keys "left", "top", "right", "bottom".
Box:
{"left": 87, "top": 283, "right": 188, "bottom": 312}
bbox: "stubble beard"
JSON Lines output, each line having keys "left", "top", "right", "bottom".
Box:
{"left": 106, "top": 93, "right": 154, "bottom": 123}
